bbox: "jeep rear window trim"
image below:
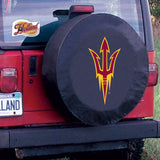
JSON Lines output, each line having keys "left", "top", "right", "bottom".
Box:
{"left": 140, "top": 0, "right": 154, "bottom": 51}
{"left": 0, "top": 45, "right": 46, "bottom": 51}
{"left": 0, "top": 3, "right": 4, "bottom": 42}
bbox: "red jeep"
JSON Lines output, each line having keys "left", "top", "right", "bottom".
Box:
{"left": 0, "top": 0, "right": 159, "bottom": 159}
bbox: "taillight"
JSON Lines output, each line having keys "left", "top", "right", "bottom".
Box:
{"left": 147, "top": 63, "right": 158, "bottom": 87}
{"left": 0, "top": 68, "right": 18, "bottom": 93}
{"left": 70, "top": 5, "right": 94, "bottom": 13}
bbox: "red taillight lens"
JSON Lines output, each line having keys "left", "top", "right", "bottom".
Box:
{"left": 0, "top": 68, "right": 18, "bottom": 93}
{"left": 70, "top": 5, "right": 94, "bottom": 13}
{"left": 147, "top": 63, "right": 158, "bottom": 87}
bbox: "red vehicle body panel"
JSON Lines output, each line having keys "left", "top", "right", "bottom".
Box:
{"left": 125, "top": 51, "right": 154, "bottom": 118}
{"left": 0, "top": 50, "right": 154, "bottom": 127}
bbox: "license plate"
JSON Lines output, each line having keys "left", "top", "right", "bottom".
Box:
{"left": 0, "top": 92, "right": 23, "bottom": 117}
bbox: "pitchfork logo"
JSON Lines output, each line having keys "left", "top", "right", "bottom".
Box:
{"left": 89, "top": 37, "right": 121, "bottom": 104}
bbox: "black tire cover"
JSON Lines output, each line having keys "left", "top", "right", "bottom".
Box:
{"left": 42, "top": 14, "right": 148, "bottom": 126}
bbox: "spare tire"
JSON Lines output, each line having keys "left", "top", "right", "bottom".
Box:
{"left": 42, "top": 14, "right": 148, "bottom": 126}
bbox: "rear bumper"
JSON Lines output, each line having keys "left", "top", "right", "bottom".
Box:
{"left": 1, "top": 119, "right": 160, "bottom": 149}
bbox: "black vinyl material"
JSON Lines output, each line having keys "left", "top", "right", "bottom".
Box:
{"left": 42, "top": 14, "right": 148, "bottom": 125}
